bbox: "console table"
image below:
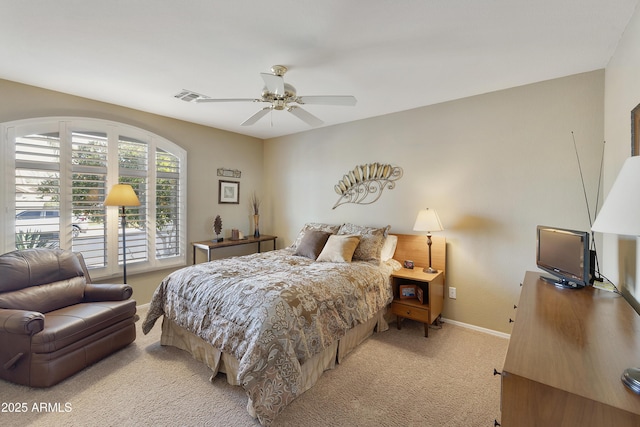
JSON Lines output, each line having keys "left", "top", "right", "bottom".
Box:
{"left": 191, "top": 235, "right": 277, "bottom": 264}
{"left": 501, "top": 271, "right": 640, "bottom": 426}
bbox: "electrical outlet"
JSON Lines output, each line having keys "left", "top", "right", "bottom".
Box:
{"left": 449, "top": 287, "right": 457, "bottom": 299}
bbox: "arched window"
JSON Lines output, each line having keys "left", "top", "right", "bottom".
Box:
{"left": 1, "top": 117, "right": 187, "bottom": 279}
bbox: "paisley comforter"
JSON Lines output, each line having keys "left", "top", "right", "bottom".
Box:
{"left": 142, "top": 248, "right": 394, "bottom": 425}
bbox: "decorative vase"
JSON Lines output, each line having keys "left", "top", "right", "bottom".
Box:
{"left": 253, "top": 214, "right": 260, "bottom": 238}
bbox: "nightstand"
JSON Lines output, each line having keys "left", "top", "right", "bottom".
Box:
{"left": 390, "top": 268, "right": 444, "bottom": 337}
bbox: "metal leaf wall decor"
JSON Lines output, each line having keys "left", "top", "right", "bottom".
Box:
{"left": 333, "top": 163, "right": 403, "bottom": 209}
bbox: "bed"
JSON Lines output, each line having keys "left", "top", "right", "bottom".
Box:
{"left": 142, "top": 224, "right": 445, "bottom": 425}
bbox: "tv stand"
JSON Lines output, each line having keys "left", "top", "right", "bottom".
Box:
{"left": 539, "top": 274, "right": 584, "bottom": 289}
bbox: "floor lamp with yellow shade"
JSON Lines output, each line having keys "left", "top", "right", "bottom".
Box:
{"left": 104, "top": 184, "right": 140, "bottom": 284}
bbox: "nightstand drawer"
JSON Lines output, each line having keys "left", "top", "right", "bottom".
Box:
{"left": 391, "top": 302, "right": 430, "bottom": 323}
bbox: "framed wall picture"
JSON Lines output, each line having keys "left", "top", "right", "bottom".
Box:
{"left": 218, "top": 180, "right": 240, "bottom": 204}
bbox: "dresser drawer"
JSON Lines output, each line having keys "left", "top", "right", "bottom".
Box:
{"left": 391, "top": 302, "right": 430, "bottom": 323}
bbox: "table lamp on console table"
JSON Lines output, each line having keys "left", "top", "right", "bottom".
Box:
{"left": 591, "top": 155, "right": 640, "bottom": 395}
{"left": 413, "top": 208, "right": 444, "bottom": 273}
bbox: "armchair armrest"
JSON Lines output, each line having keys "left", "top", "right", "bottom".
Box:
{"left": 0, "top": 309, "right": 44, "bottom": 335}
{"left": 83, "top": 283, "right": 133, "bottom": 302}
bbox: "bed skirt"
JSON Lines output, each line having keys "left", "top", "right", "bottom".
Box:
{"left": 160, "top": 309, "right": 389, "bottom": 418}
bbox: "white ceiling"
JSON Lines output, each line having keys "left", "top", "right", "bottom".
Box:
{"left": 1, "top": 1, "right": 637, "bottom": 140}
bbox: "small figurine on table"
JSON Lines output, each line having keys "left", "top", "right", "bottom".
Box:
{"left": 213, "top": 215, "right": 223, "bottom": 242}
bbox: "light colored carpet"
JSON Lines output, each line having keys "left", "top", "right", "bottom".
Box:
{"left": 0, "top": 307, "right": 508, "bottom": 426}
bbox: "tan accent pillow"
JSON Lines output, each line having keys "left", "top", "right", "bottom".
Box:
{"left": 316, "top": 234, "right": 361, "bottom": 263}
{"left": 338, "top": 223, "right": 390, "bottom": 263}
{"left": 294, "top": 230, "right": 332, "bottom": 260}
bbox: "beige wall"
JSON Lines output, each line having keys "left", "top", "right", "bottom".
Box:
{"left": 603, "top": 5, "right": 640, "bottom": 307}
{"left": 264, "top": 71, "right": 605, "bottom": 333}
{"left": 0, "top": 79, "right": 264, "bottom": 303}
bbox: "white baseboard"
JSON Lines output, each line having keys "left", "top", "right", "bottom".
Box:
{"left": 441, "top": 317, "right": 510, "bottom": 339}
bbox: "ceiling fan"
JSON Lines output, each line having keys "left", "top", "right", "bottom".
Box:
{"left": 176, "top": 65, "right": 357, "bottom": 127}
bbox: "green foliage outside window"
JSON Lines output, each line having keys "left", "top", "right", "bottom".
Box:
{"left": 15, "top": 230, "right": 59, "bottom": 250}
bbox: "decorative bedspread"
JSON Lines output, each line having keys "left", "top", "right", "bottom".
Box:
{"left": 142, "top": 248, "right": 394, "bottom": 425}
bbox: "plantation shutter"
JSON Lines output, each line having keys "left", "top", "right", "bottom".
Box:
{"left": 70, "top": 131, "right": 108, "bottom": 267}
{"left": 118, "top": 136, "right": 148, "bottom": 264}
{"left": 156, "top": 148, "right": 181, "bottom": 258}
{"left": 14, "top": 132, "right": 62, "bottom": 249}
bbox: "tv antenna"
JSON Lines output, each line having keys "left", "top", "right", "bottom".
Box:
{"left": 571, "top": 131, "right": 604, "bottom": 282}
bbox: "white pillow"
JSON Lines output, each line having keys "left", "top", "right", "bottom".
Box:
{"left": 380, "top": 235, "right": 398, "bottom": 262}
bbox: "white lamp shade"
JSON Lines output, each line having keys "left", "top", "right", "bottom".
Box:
{"left": 413, "top": 208, "right": 444, "bottom": 233}
{"left": 592, "top": 156, "right": 640, "bottom": 236}
{"left": 104, "top": 184, "right": 141, "bottom": 207}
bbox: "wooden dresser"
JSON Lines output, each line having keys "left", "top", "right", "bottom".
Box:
{"left": 501, "top": 271, "right": 640, "bottom": 426}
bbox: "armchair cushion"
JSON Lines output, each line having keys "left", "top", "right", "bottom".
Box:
{"left": 31, "top": 300, "right": 136, "bottom": 353}
{"left": 0, "top": 248, "right": 84, "bottom": 293}
{"left": 0, "top": 277, "right": 85, "bottom": 313}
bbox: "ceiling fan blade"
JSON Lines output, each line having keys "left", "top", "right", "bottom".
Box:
{"left": 296, "top": 95, "right": 357, "bottom": 106}
{"left": 261, "top": 73, "right": 285, "bottom": 96}
{"left": 288, "top": 106, "right": 324, "bottom": 127}
{"left": 196, "top": 98, "right": 258, "bottom": 103}
{"left": 241, "top": 107, "right": 272, "bottom": 126}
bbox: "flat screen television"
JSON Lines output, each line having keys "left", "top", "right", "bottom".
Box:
{"left": 536, "top": 225, "right": 590, "bottom": 288}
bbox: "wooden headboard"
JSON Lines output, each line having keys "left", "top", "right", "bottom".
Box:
{"left": 391, "top": 234, "right": 446, "bottom": 274}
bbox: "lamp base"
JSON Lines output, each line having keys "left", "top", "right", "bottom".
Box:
{"left": 423, "top": 267, "right": 438, "bottom": 274}
{"left": 622, "top": 367, "right": 640, "bottom": 394}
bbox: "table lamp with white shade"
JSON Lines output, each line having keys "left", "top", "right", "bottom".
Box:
{"left": 591, "top": 155, "right": 640, "bottom": 394}
{"left": 413, "top": 208, "right": 444, "bottom": 273}
{"left": 104, "top": 184, "right": 140, "bottom": 284}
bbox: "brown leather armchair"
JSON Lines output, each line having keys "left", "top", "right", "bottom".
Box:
{"left": 0, "top": 248, "right": 136, "bottom": 387}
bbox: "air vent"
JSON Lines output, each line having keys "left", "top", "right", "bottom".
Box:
{"left": 174, "top": 90, "right": 206, "bottom": 102}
